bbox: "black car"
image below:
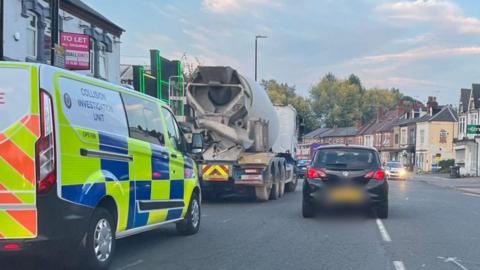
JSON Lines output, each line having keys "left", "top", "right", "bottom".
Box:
{"left": 302, "top": 145, "right": 388, "bottom": 218}
{"left": 297, "top": 159, "right": 311, "bottom": 178}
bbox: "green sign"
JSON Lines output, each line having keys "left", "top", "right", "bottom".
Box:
{"left": 467, "top": 124, "right": 480, "bottom": 134}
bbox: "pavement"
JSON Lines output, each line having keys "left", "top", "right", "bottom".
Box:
{"left": 3, "top": 174, "right": 480, "bottom": 270}
{"left": 414, "top": 173, "right": 480, "bottom": 195}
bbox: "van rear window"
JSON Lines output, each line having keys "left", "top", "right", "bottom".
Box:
{"left": 313, "top": 148, "right": 380, "bottom": 170}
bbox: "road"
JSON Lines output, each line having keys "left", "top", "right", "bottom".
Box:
{"left": 3, "top": 174, "right": 480, "bottom": 270}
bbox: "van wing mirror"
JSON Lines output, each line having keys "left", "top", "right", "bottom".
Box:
{"left": 191, "top": 133, "right": 204, "bottom": 154}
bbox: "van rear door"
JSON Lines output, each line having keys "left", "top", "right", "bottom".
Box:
{"left": 0, "top": 63, "right": 40, "bottom": 239}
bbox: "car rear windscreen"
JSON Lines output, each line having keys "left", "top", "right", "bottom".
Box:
{"left": 313, "top": 148, "right": 380, "bottom": 170}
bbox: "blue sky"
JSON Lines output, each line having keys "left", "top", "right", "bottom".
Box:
{"left": 83, "top": 0, "right": 480, "bottom": 105}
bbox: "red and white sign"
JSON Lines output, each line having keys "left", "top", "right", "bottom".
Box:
{"left": 60, "top": 32, "right": 90, "bottom": 70}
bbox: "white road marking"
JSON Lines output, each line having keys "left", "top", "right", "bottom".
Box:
{"left": 376, "top": 218, "right": 391, "bottom": 242}
{"left": 393, "top": 261, "right": 406, "bottom": 270}
{"left": 116, "top": 259, "right": 144, "bottom": 270}
{"left": 438, "top": 257, "right": 469, "bottom": 270}
{"left": 221, "top": 218, "right": 232, "bottom": 223}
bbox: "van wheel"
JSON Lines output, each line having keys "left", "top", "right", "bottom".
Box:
{"left": 83, "top": 208, "right": 115, "bottom": 270}
{"left": 176, "top": 193, "right": 201, "bottom": 235}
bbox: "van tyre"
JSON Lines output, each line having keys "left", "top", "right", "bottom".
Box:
{"left": 176, "top": 193, "right": 201, "bottom": 235}
{"left": 83, "top": 208, "right": 115, "bottom": 270}
{"left": 302, "top": 198, "right": 315, "bottom": 218}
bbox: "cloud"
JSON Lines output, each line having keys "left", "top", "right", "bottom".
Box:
{"left": 350, "top": 46, "right": 480, "bottom": 64}
{"left": 202, "top": 0, "right": 283, "bottom": 13}
{"left": 377, "top": 0, "right": 480, "bottom": 34}
{"left": 393, "top": 33, "right": 434, "bottom": 45}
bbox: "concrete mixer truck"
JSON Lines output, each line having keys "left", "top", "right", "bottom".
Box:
{"left": 186, "top": 66, "right": 299, "bottom": 201}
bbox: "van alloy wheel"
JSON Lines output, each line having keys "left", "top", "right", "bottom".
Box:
{"left": 93, "top": 218, "right": 113, "bottom": 262}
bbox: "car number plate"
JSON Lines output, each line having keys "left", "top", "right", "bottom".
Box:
{"left": 329, "top": 187, "right": 363, "bottom": 203}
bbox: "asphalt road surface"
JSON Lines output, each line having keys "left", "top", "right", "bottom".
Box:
{"left": 3, "top": 175, "right": 480, "bottom": 270}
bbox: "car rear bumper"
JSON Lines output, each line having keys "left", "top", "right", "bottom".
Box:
{"left": 0, "top": 186, "right": 93, "bottom": 255}
{"left": 303, "top": 179, "right": 388, "bottom": 207}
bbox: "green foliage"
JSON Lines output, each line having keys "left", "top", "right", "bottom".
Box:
{"left": 309, "top": 74, "right": 420, "bottom": 127}
{"left": 439, "top": 159, "right": 455, "bottom": 170}
{"left": 261, "top": 80, "right": 317, "bottom": 133}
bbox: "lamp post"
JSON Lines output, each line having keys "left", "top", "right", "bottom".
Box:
{"left": 255, "top": 35, "right": 267, "bottom": 81}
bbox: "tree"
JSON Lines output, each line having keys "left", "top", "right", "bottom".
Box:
{"left": 309, "top": 74, "right": 363, "bottom": 127}
{"left": 261, "top": 79, "right": 317, "bottom": 133}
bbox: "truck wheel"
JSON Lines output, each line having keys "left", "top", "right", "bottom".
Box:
{"left": 279, "top": 166, "right": 286, "bottom": 197}
{"left": 83, "top": 208, "right": 116, "bottom": 270}
{"left": 270, "top": 183, "right": 280, "bottom": 200}
{"left": 279, "top": 182, "right": 285, "bottom": 197}
{"left": 176, "top": 192, "right": 201, "bottom": 235}
{"left": 255, "top": 184, "right": 271, "bottom": 202}
{"left": 285, "top": 176, "right": 298, "bottom": 192}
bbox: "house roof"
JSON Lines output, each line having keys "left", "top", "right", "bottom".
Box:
{"left": 62, "top": 0, "right": 125, "bottom": 36}
{"left": 473, "top": 84, "right": 480, "bottom": 109}
{"left": 302, "top": 127, "right": 330, "bottom": 139}
{"left": 418, "top": 106, "right": 458, "bottom": 123}
{"left": 319, "top": 127, "right": 357, "bottom": 138}
{"left": 459, "top": 88, "right": 471, "bottom": 113}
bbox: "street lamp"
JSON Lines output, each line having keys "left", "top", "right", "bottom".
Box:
{"left": 255, "top": 35, "right": 267, "bottom": 81}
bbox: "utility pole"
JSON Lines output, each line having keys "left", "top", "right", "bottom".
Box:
{"left": 254, "top": 35, "right": 267, "bottom": 81}
{"left": 50, "top": 0, "right": 60, "bottom": 65}
{"left": 0, "top": 0, "right": 4, "bottom": 60}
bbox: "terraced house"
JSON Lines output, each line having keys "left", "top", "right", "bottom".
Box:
{"left": 415, "top": 97, "right": 458, "bottom": 172}
{"left": 454, "top": 85, "right": 480, "bottom": 176}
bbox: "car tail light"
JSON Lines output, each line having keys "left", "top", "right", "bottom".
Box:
{"left": 307, "top": 168, "right": 327, "bottom": 179}
{"left": 365, "top": 170, "right": 385, "bottom": 181}
{"left": 35, "top": 91, "right": 56, "bottom": 194}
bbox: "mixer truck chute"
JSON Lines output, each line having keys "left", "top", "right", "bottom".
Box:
{"left": 186, "top": 66, "right": 298, "bottom": 201}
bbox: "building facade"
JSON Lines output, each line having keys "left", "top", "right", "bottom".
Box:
{"left": 416, "top": 105, "right": 458, "bottom": 172}
{"left": 1, "top": 0, "right": 123, "bottom": 83}
{"left": 454, "top": 86, "right": 480, "bottom": 176}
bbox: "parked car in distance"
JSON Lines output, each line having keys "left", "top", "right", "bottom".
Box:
{"left": 297, "top": 159, "right": 311, "bottom": 178}
{"left": 303, "top": 145, "right": 388, "bottom": 219}
{"left": 385, "top": 161, "right": 408, "bottom": 180}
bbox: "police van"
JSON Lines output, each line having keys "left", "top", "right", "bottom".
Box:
{"left": 0, "top": 62, "right": 202, "bottom": 269}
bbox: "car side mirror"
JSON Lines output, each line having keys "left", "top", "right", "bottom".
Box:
{"left": 191, "top": 133, "right": 204, "bottom": 154}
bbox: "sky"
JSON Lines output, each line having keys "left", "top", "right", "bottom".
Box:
{"left": 82, "top": 0, "right": 480, "bottom": 105}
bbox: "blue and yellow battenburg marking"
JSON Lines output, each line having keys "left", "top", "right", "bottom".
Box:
{"left": 59, "top": 126, "right": 197, "bottom": 232}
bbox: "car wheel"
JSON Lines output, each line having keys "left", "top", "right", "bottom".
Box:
{"left": 176, "top": 192, "right": 201, "bottom": 235}
{"left": 302, "top": 198, "right": 315, "bottom": 218}
{"left": 83, "top": 208, "right": 115, "bottom": 270}
{"left": 375, "top": 200, "right": 389, "bottom": 219}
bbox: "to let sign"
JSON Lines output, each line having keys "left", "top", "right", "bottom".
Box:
{"left": 467, "top": 124, "right": 480, "bottom": 135}
{"left": 60, "top": 32, "right": 90, "bottom": 70}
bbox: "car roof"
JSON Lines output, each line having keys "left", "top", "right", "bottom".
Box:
{"left": 316, "top": 144, "right": 379, "bottom": 152}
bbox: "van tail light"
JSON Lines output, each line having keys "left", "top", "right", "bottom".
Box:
{"left": 365, "top": 170, "right": 385, "bottom": 181}
{"left": 35, "top": 90, "right": 56, "bottom": 194}
{"left": 307, "top": 168, "right": 327, "bottom": 179}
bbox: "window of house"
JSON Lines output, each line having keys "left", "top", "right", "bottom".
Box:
{"left": 401, "top": 128, "right": 407, "bottom": 145}
{"left": 440, "top": 130, "right": 448, "bottom": 144}
{"left": 27, "top": 12, "right": 38, "bottom": 59}
{"left": 122, "top": 94, "right": 165, "bottom": 146}
{"left": 395, "top": 134, "right": 399, "bottom": 144}
{"left": 90, "top": 38, "right": 95, "bottom": 75}
{"left": 98, "top": 43, "right": 107, "bottom": 79}
{"left": 410, "top": 128, "right": 416, "bottom": 144}
{"left": 420, "top": 130, "right": 425, "bottom": 144}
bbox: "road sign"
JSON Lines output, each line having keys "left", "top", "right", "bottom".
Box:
{"left": 467, "top": 124, "right": 480, "bottom": 135}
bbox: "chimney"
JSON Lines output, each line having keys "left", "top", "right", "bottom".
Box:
{"left": 355, "top": 119, "right": 363, "bottom": 129}
{"left": 377, "top": 106, "right": 384, "bottom": 122}
{"left": 427, "top": 96, "right": 438, "bottom": 116}
{"left": 396, "top": 99, "right": 405, "bottom": 117}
